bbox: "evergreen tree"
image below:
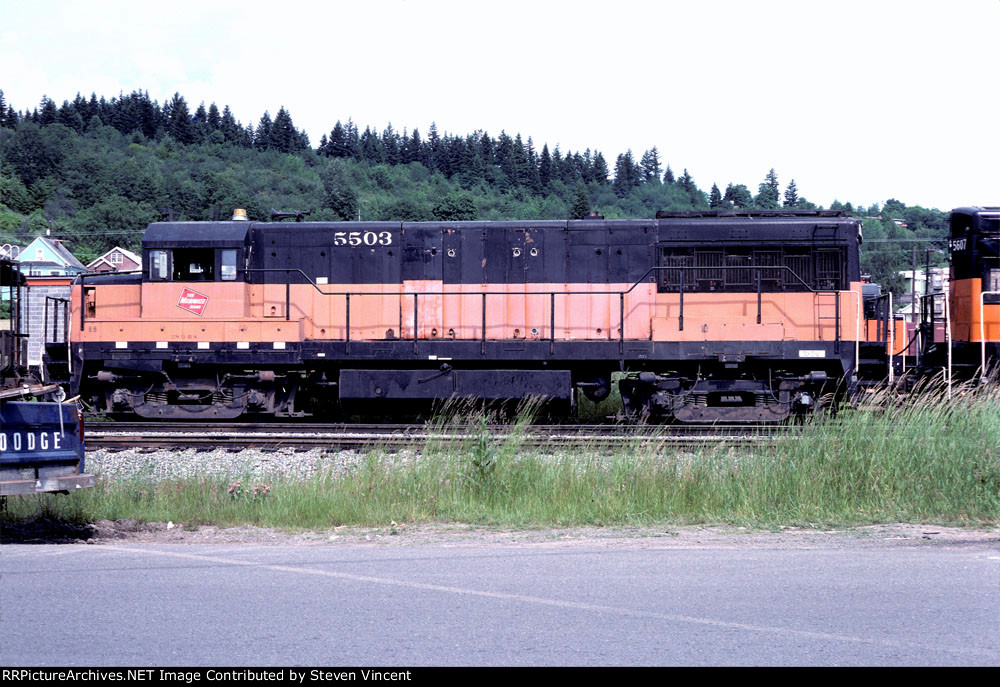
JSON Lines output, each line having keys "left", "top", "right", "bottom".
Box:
{"left": 207, "top": 103, "right": 221, "bottom": 131}
{"left": 494, "top": 131, "right": 516, "bottom": 188}
{"left": 709, "top": 183, "right": 723, "bottom": 208}
{"left": 678, "top": 168, "right": 695, "bottom": 195}
{"left": 783, "top": 179, "right": 799, "bottom": 208}
{"left": 191, "top": 102, "right": 209, "bottom": 143}
{"left": 359, "top": 126, "right": 381, "bottom": 163}
{"left": 754, "top": 168, "right": 780, "bottom": 208}
{"left": 524, "top": 136, "right": 541, "bottom": 192}
{"left": 571, "top": 185, "right": 591, "bottom": 219}
{"left": 639, "top": 147, "right": 662, "bottom": 181}
{"left": 254, "top": 111, "right": 273, "bottom": 151}
{"left": 324, "top": 121, "right": 350, "bottom": 158}
{"left": 39, "top": 96, "right": 58, "bottom": 125}
{"left": 663, "top": 165, "right": 675, "bottom": 184}
{"left": 56, "top": 100, "right": 84, "bottom": 132}
{"left": 167, "top": 93, "right": 195, "bottom": 144}
{"left": 539, "top": 143, "right": 552, "bottom": 189}
{"left": 269, "top": 107, "right": 298, "bottom": 153}
{"left": 382, "top": 123, "right": 400, "bottom": 164}
{"left": 613, "top": 150, "right": 640, "bottom": 197}
{"left": 404, "top": 128, "right": 421, "bottom": 164}
{"left": 591, "top": 152, "right": 609, "bottom": 184}
{"left": 425, "top": 122, "right": 442, "bottom": 172}
{"left": 220, "top": 105, "right": 241, "bottom": 144}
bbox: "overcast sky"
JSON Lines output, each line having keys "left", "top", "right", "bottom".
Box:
{"left": 1, "top": 0, "right": 997, "bottom": 211}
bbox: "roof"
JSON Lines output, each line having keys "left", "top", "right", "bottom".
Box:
{"left": 17, "top": 237, "right": 86, "bottom": 270}
{"left": 86, "top": 246, "right": 141, "bottom": 270}
{"left": 144, "top": 222, "right": 250, "bottom": 248}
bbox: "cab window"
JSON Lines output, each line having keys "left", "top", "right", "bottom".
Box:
{"left": 149, "top": 250, "right": 169, "bottom": 281}
{"left": 220, "top": 249, "right": 238, "bottom": 281}
{"left": 172, "top": 249, "right": 215, "bottom": 281}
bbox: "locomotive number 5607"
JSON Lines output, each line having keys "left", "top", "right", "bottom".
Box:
{"left": 333, "top": 231, "right": 393, "bottom": 246}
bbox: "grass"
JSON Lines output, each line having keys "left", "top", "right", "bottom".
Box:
{"left": 3, "top": 386, "right": 998, "bottom": 532}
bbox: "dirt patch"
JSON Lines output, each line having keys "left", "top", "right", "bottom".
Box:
{"left": 3, "top": 518, "right": 997, "bottom": 549}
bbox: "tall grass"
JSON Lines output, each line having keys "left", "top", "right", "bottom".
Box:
{"left": 4, "top": 387, "right": 998, "bottom": 530}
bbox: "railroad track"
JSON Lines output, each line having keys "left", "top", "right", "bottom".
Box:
{"left": 84, "top": 421, "right": 799, "bottom": 451}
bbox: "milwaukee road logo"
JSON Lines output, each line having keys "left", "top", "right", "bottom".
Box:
{"left": 177, "top": 288, "right": 209, "bottom": 316}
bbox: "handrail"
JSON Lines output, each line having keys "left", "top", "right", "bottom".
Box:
{"left": 981, "top": 290, "right": 999, "bottom": 383}
{"left": 240, "top": 265, "right": 843, "bottom": 344}
{"left": 77, "top": 265, "right": 854, "bottom": 351}
{"left": 945, "top": 291, "right": 952, "bottom": 399}
{"left": 44, "top": 296, "right": 72, "bottom": 377}
{"left": 920, "top": 290, "right": 953, "bottom": 397}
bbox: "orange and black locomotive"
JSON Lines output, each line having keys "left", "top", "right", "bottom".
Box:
{"left": 54, "top": 209, "right": 873, "bottom": 422}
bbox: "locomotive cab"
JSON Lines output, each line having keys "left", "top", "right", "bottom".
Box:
{"left": 140, "top": 223, "right": 251, "bottom": 319}
{"left": 943, "top": 207, "right": 1000, "bottom": 378}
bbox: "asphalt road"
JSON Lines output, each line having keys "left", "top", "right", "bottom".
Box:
{"left": 2, "top": 532, "right": 998, "bottom": 666}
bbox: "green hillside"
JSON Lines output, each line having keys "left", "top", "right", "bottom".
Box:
{"left": 0, "top": 89, "right": 948, "bottom": 291}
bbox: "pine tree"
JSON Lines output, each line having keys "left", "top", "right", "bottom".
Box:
{"left": 755, "top": 168, "right": 780, "bottom": 208}
{"left": 571, "top": 185, "right": 591, "bottom": 219}
{"left": 269, "top": 107, "right": 298, "bottom": 153}
{"left": 783, "top": 179, "right": 799, "bottom": 208}
{"left": 192, "top": 102, "right": 209, "bottom": 143}
{"left": 522, "top": 136, "right": 541, "bottom": 192}
{"left": 39, "top": 96, "right": 57, "bottom": 126}
{"left": 613, "top": 150, "right": 640, "bottom": 197}
{"left": 539, "top": 143, "right": 552, "bottom": 189}
{"left": 425, "top": 122, "right": 442, "bottom": 172}
{"left": 57, "top": 100, "right": 84, "bottom": 132}
{"left": 709, "top": 183, "right": 723, "bottom": 208}
{"left": 220, "top": 105, "right": 241, "bottom": 144}
{"left": 640, "top": 147, "right": 662, "bottom": 182}
{"left": 324, "top": 121, "right": 350, "bottom": 158}
{"left": 382, "top": 123, "right": 400, "bottom": 164}
{"left": 404, "top": 128, "right": 422, "bottom": 164}
{"left": 663, "top": 165, "right": 675, "bottom": 184}
{"left": 678, "top": 168, "right": 694, "bottom": 195}
{"left": 207, "top": 103, "right": 221, "bottom": 131}
{"left": 592, "top": 152, "right": 609, "bottom": 184}
{"left": 254, "top": 111, "right": 273, "bottom": 151}
{"left": 167, "top": 93, "right": 195, "bottom": 144}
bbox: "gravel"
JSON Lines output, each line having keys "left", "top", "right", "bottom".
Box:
{"left": 84, "top": 447, "right": 417, "bottom": 483}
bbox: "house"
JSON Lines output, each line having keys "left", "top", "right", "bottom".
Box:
{"left": 87, "top": 246, "right": 141, "bottom": 273}
{"left": 896, "top": 267, "right": 949, "bottom": 321}
{"left": 16, "top": 236, "right": 87, "bottom": 277}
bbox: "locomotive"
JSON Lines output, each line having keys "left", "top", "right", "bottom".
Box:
{"left": 46, "top": 206, "right": 997, "bottom": 423}
{"left": 920, "top": 206, "right": 1000, "bottom": 383}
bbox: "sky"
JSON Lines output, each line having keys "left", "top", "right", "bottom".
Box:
{"left": 1, "top": 0, "right": 998, "bottom": 211}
